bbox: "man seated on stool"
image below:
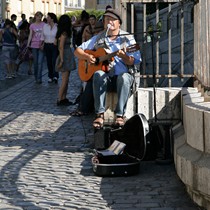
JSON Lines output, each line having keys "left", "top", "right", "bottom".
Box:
{"left": 74, "top": 8, "right": 141, "bottom": 129}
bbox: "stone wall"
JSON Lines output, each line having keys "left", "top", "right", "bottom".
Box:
{"left": 173, "top": 87, "right": 210, "bottom": 210}
{"left": 137, "top": 87, "right": 210, "bottom": 209}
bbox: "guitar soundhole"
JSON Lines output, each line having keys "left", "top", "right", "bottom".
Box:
{"left": 95, "top": 58, "right": 100, "bottom": 65}
{"left": 85, "top": 61, "right": 88, "bottom": 73}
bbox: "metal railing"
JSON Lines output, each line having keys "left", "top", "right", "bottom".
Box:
{"left": 120, "top": 0, "right": 195, "bottom": 88}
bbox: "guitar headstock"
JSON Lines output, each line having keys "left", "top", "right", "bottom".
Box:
{"left": 126, "top": 44, "right": 140, "bottom": 53}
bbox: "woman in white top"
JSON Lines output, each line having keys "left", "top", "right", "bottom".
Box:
{"left": 41, "top": 12, "right": 58, "bottom": 83}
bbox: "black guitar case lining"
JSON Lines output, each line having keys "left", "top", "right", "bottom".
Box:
{"left": 92, "top": 113, "right": 149, "bottom": 177}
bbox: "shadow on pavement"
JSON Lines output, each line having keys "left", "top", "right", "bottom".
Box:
{"left": 0, "top": 59, "right": 202, "bottom": 209}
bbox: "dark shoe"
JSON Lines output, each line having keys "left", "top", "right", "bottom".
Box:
{"left": 69, "top": 110, "right": 88, "bottom": 116}
{"left": 57, "top": 98, "right": 73, "bottom": 106}
{"left": 48, "top": 78, "right": 53, "bottom": 83}
{"left": 62, "top": 98, "right": 73, "bottom": 105}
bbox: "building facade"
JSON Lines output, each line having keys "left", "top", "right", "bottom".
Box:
{"left": 0, "top": 0, "right": 63, "bottom": 23}
{"left": 64, "top": 0, "right": 115, "bottom": 13}
{"left": 0, "top": 0, "right": 116, "bottom": 23}
{"left": 64, "top": 0, "right": 85, "bottom": 13}
{"left": 85, "top": 0, "right": 115, "bottom": 10}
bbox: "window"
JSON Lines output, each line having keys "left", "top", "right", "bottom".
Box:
{"left": 54, "top": 3, "right": 57, "bottom": 13}
{"left": 46, "top": 3, "right": 49, "bottom": 14}
{"left": 97, "top": 0, "right": 113, "bottom": 5}
{"left": 69, "top": 0, "right": 73, "bottom": 6}
{"left": 30, "top": 1, "right": 34, "bottom": 14}
{"left": 17, "top": 0, "right": 22, "bottom": 14}
{"left": 58, "top": 3, "right": 61, "bottom": 14}
{"left": 41, "top": 2, "right": 44, "bottom": 13}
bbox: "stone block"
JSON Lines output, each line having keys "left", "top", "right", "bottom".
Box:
{"left": 137, "top": 88, "right": 181, "bottom": 121}
{"left": 182, "top": 93, "right": 204, "bottom": 129}
{"left": 175, "top": 142, "right": 201, "bottom": 187}
{"left": 196, "top": 156, "right": 210, "bottom": 195}
{"left": 104, "top": 92, "right": 136, "bottom": 123}
{"left": 185, "top": 105, "right": 204, "bottom": 152}
{"left": 182, "top": 92, "right": 204, "bottom": 105}
{"left": 181, "top": 87, "right": 198, "bottom": 96}
{"left": 104, "top": 92, "right": 117, "bottom": 123}
{"left": 204, "top": 111, "right": 210, "bottom": 154}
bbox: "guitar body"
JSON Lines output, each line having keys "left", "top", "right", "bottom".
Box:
{"left": 78, "top": 44, "right": 140, "bottom": 82}
{"left": 78, "top": 48, "right": 108, "bottom": 82}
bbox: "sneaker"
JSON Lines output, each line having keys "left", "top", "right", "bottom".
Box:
{"left": 57, "top": 98, "right": 73, "bottom": 106}
{"left": 6, "top": 75, "right": 12, "bottom": 79}
{"left": 53, "top": 77, "right": 58, "bottom": 84}
{"left": 48, "top": 78, "right": 53, "bottom": 83}
{"left": 11, "top": 74, "right": 17, "bottom": 78}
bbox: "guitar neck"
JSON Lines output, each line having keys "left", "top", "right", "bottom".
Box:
{"left": 99, "top": 50, "right": 118, "bottom": 63}
{"left": 96, "top": 44, "right": 139, "bottom": 64}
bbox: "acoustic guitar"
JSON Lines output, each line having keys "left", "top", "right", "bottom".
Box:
{"left": 78, "top": 44, "right": 140, "bottom": 82}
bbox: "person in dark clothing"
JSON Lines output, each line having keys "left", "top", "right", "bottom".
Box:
{"left": 10, "top": 14, "right": 17, "bottom": 32}
{"left": 72, "top": 10, "right": 90, "bottom": 49}
{"left": 0, "top": 19, "right": 18, "bottom": 78}
{"left": 41, "top": 12, "right": 59, "bottom": 83}
{"left": 18, "top": 14, "right": 27, "bottom": 30}
{"left": 17, "top": 21, "right": 33, "bottom": 74}
{"left": 70, "top": 14, "right": 104, "bottom": 117}
{"left": 55, "top": 14, "right": 76, "bottom": 106}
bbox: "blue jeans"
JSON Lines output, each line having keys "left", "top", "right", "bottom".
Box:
{"left": 92, "top": 70, "right": 134, "bottom": 116}
{"left": 32, "top": 48, "right": 44, "bottom": 82}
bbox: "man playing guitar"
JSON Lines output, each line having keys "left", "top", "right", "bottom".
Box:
{"left": 74, "top": 8, "right": 141, "bottom": 129}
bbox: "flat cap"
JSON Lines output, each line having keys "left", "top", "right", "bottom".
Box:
{"left": 104, "top": 8, "right": 122, "bottom": 24}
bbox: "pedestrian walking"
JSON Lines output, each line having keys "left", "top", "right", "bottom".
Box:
{"left": 0, "top": 19, "right": 19, "bottom": 79}
{"left": 17, "top": 13, "right": 27, "bottom": 30}
{"left": 10, "top": 14, "right": 17, "bottom": 32}
{"left": 27, "top": 11, "right": 45, "bottom": 84}
{"left": 17, "top": 21, "right": 33, "bottom": 74}
{"left": 41, "top": 12, "right": 59, "bottom": 84}
{"left": 55, "top": 14, "right": 76, "bottom": 106}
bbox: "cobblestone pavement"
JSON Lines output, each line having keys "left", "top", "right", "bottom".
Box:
{"left": 0, "top": 50, "right": 204, "bottom": 210}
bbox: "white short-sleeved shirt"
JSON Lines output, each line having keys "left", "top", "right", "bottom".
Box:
{"left": 41, "top": 23, "right": 57, "bottom": 44}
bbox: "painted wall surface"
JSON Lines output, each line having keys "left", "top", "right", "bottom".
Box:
{"left": 1, "top": 0, "right": 63, "bottom": 22}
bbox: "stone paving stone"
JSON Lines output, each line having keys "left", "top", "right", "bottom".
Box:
{"left": 0, "top": 51, "right": 204, "bottom": 210}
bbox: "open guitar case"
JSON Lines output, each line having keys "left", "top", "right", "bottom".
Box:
{"left": 92, "top": 113, "right": 149, "bottom": 177}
